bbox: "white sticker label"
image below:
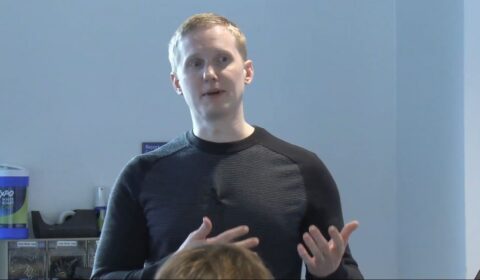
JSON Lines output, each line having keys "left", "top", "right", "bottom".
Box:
{"left": 57, "top": 241, "right": 78, "bottom": 247}
{"left": 17, "top": 241, "right": 38, "bottom": 248}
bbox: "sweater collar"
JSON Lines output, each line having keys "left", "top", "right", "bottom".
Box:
{"left": 186, "top": 126, "right": 267, "bottom": 154}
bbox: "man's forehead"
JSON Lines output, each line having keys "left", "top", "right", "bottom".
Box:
{"left": 181, "top": 25, "right": 233, "bottom": 43}
{"left": 177, "top": 26, "right": 237, "bottom": 55}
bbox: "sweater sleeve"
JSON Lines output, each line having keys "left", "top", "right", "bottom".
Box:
{"left": 300, "top": 154, "right": 363, "bottom": 280}
{"left": 91, "top": 157, "right": 166, "bottom": 279}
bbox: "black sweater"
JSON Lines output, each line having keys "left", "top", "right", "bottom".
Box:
{"left": 91, "top": 127, "right": 362, "bottom": 279}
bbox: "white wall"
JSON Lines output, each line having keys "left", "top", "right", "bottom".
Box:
{"left": 396, "top": 0, "right": 465, "bottom": 278}
{"left": 465, "top": 0, "right": 480, "bottom": 278}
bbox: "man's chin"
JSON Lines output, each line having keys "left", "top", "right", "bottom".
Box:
{"left": 203, "top": 110, "right": 229, "bottom": 120}
{"left": 201, "top": 106, "right": 236, "bottom": 120}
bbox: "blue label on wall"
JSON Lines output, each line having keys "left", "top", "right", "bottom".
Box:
{"left": 142, "top": 142, "right": 167, "bottom": 154}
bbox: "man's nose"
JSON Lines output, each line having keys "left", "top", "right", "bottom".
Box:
{"left": 203, "top": 64, "right": 218, "bottom": 81}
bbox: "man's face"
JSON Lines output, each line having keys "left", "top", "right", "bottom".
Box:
{"left": 171, "top": 25, "right": 254, "bottom": 121}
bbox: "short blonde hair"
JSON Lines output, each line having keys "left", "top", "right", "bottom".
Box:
{"left": 155, "top": 244, "right": 273, "bottom": 279}
{"left": 168, "top": 13, "right": 248, "bottom": 74}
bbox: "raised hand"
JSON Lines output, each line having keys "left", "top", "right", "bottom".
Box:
{"left": 297, "top": 220, "right": 359, "bottom": 277}
{"left": 176, "top": 217, "right": 259, "bottom": 253}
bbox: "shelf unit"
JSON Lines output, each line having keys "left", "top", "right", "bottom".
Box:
{"left": 0, "top": 237, "right": 99, "bottom": 279}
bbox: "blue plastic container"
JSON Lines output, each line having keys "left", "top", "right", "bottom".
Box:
{"left": 0, "top": 164, "right": 29, "bottom": 239}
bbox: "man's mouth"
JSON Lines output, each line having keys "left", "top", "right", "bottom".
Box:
{"left": 202, "top": 89, "right": 225, "bottom": 97}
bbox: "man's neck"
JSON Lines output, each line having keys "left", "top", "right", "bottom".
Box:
{"left": 192, "top": 118, "right": 255, "bottom": 143}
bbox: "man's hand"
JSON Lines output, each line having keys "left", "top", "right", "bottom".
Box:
{"left": 176, "top": 217, "right": 259, "bottom": 253}
{"left": 297, "top": 220, "right": 359, "bottom": 278}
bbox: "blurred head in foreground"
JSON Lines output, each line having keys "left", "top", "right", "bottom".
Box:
{"left": 155, "top": 244, "right": 273, "bottom": 279}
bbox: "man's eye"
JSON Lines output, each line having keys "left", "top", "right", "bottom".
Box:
{"left": 219, "top": 56, "right": 229, "bottom": 64}
{"left": 188, "top": 59, "right": 203, "bottom": 68}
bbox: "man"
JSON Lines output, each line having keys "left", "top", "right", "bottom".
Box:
{"left": 92, "top": 13, "right": 362, "bottom": 279}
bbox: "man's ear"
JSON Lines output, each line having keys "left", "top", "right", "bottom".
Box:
{"left": 170, "top": 72, "right": 183, "bottom": 95}
{"left": 244, "top": 60, "right": 254, "bottom": 85}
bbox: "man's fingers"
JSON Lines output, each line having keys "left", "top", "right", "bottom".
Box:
{"left": 297, "top": 244, "right": 315, "bottom": 267}
{"left": 209, "top": 225, "right": 250, "bottom": 243}
{"left": 308, "top": 225, "right": 329, "bottom": 252}
{"left": 328, "top": 226, "right": 344, "bottom": 255}
{"left": 297, "top": 244, "right": 311, "bottom": 262}
{"left": 302, "top": 232, "right": 319, "bottom": 257}
{"left": 340, "top": 220, "right": 359, "bottom": 244}
{"left": 233, "top": 237, "right": 260, "bottom": 249}
{"left": 191, "top": 217, "right": 212, "bottom": 240}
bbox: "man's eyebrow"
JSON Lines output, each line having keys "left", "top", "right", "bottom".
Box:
{"left": 183, "top": 53, "right": 200, "bottom": 63}
{"left": 214, "top": 48, "right": 233, "bottom": 55}
{"left": 184, "top": 53, "right": 196, "bottom": 60}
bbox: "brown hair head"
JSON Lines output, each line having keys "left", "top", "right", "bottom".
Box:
{"left": 168, "top": 13, "right": 248, "bottom": 74}
{"left": 155, "top": 244, "right": 273, "bottom": 279}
